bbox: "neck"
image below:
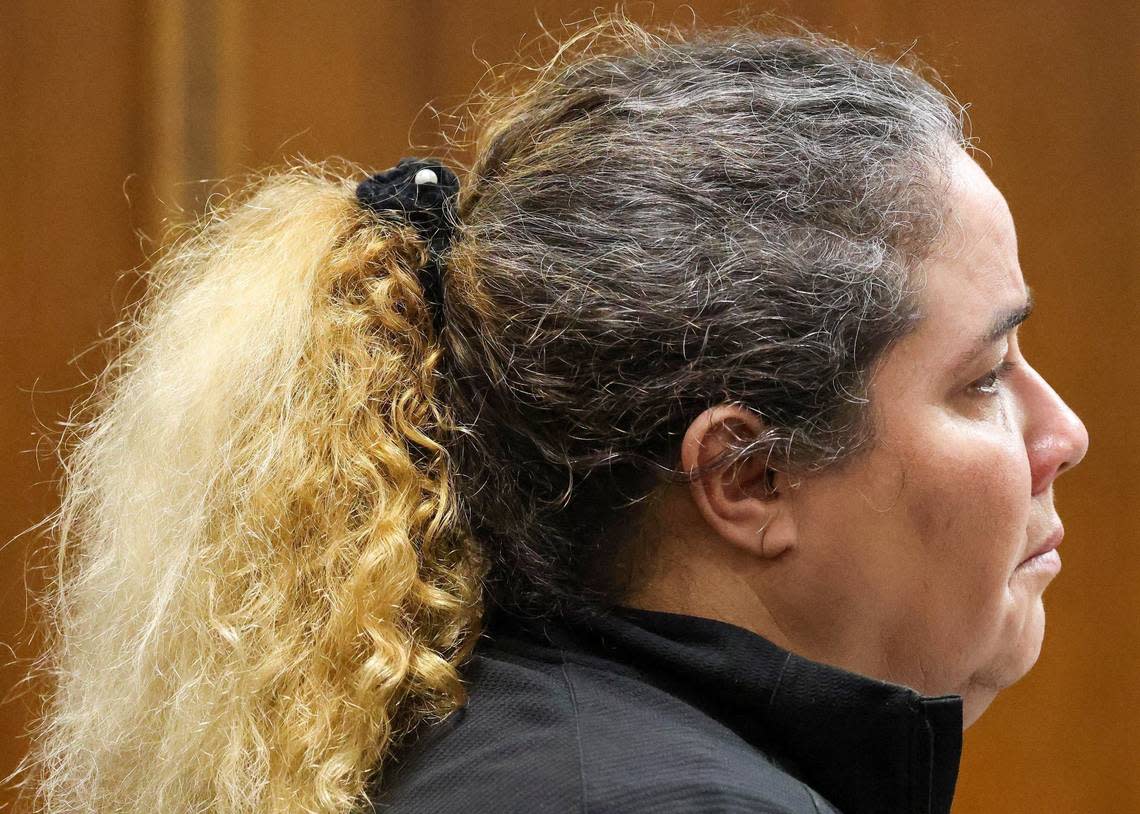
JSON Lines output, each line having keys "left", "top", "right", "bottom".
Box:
{"left": 624, "top": 534, "right": 981, "bottom": 730}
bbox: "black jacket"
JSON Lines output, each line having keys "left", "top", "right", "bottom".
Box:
{"left": 367, "top": 606, "right": 963, "bottom": 813}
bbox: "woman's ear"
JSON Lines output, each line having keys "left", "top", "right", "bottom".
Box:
{"left": 681, "top": 404, "right": 798, "bottom": 559}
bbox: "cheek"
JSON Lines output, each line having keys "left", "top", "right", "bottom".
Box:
{"left": 899, "top": 422, "right": 1033, "bottom": 655}
{"left": 906, "top": 437, "right": 1028, "bottom": 567}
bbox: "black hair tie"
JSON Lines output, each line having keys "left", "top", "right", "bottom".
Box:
{"left": 355, "top": 156, "right": 460, "bottom": 336}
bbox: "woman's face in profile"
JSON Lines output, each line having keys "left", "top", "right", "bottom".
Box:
{"left": 771, "top": 147, "right": 1089, "bottom": 721}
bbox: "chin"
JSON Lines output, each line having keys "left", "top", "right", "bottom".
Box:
{"left": 1010, "top": 598, "right": 1049, "bottom": 681}
{"left": 973, "top": 600, "right": 1049, "bottom": 699}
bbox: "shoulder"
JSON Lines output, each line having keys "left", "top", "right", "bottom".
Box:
{"left": 368, "top": 643, "right": 582, "bottom": 812}
{"left": 560, "top": 656, "right": 831, "bottom": 813}
{"left": 367, "top": 637, "right": 832, "bottom": 814}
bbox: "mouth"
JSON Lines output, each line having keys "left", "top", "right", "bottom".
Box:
{"left": 1017, "top": 525, "right": 1064, "bottom": 568}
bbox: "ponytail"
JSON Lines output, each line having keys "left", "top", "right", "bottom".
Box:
{"left": 16, "top": 160, "right": 486, "bottom": 813}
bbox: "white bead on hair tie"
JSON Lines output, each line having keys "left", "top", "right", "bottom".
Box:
{"left": 414, "top": 168, "right": 439, "bottom": 185}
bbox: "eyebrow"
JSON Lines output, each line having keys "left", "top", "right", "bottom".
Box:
{"left": 951, "top": 286, "right": 1035, "bottom": 369}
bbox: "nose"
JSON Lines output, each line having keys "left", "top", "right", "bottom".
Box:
{"left": 1024, "top": 366, "right": 1090, "bottom": 496}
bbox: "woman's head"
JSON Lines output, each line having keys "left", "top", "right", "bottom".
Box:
{"left": 20, "top": 12, "right": 1085, "bottom": 814}
{"left": 657, "top": 146, "right": 1088, "bottom": 728}
{"left": 440, "top": 20, "right": 969, "bottom": 623}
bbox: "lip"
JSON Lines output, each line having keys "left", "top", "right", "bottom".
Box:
{"left": 1018, "top": 525, "right": 1064, "bottom": 567}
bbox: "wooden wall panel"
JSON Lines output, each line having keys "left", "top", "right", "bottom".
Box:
{"left": 2, "top": 1, "right": 1134, "bottom": 811}
{"left": 1, "top": 2, "right": 149, "bottom": 807}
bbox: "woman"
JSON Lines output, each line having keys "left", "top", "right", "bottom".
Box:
{"left": 18, "top": 12, "right": 1088, "bottom": 814}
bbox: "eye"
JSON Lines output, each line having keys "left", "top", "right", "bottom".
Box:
{"left": 970, "top": 360, "right": 1015, "bottom": 396}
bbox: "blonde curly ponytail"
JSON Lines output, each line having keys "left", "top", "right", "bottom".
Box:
{"left": 14, "top": 160, "right": 486, "bottom": 813}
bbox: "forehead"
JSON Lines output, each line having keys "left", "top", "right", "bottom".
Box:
{"left": 913, "top": 150, "right": 1028, "bottom": 337}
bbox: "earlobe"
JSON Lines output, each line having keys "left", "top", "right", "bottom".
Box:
{"left": 745, "top": 502, "right": 796, "bottom": 559}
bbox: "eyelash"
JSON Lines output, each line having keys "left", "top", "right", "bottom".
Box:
{"left": 970, "top": 360, "right": 1015, "bottom": 396}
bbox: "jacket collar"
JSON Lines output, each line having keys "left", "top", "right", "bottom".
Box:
{"left": 490, "top": 605, "right": 963, "bottom": 814}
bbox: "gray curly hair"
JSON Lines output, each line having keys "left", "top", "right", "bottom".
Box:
{"left": 439, "top": 17, "right": 967, "bottom": 621}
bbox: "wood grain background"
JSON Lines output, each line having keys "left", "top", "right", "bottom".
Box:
{"left": 2, "top": 2, "right": 1136, "bottom": 811}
